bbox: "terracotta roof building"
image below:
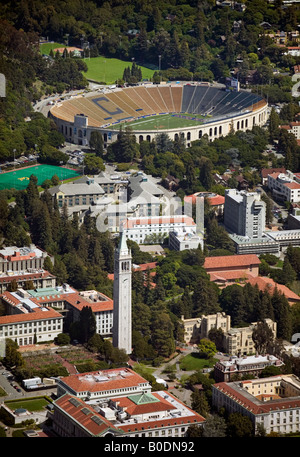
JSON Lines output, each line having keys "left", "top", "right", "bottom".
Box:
{"left": 0, "top": 288, "right": 63, "bottom": 346}
{"left": 57, "top": 368, "right": 151, "bottom": 400}
{"left": 53, "top": 387, "right": 205, "bottom": 437}
{"left": 212, "top": 374, "right": 300, "bottom": 435}
{"left": 246, "top": 276, "right": 300, "bottom": 305}
{"left": 204, "top": 254, "right": 261, "bottom": 286}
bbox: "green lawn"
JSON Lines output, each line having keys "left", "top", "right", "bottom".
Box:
{"left": 83, "top": 56, "right": 155, "bottom": 84}
{"left": 110, "top": 113, "right": 206, "bottom": 131}
{"left": 40, "top": 42, "right": 66, "bottom": 55}
{"left": 5, "top": 397, "right": 50, "bottom": 412}
{"left": 39, "top": 43, "right": 155, "bottom": 85}
{"left": 179, "top": 353, "right": 217, "bottom": 371}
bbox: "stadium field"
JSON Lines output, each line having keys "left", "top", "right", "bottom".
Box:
{"left": 0, "top": 164, "right": 80, "bottom": 190}
{"left": 109, "top": 113, "right": 207, "bottom": 131}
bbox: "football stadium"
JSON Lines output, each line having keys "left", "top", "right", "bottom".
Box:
{"left": 49, "top": 82, "right": 269, "bottom": 148}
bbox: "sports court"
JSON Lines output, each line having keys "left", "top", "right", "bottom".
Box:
{"left": 0, "top": 164, "right": 80, "bottom": 190}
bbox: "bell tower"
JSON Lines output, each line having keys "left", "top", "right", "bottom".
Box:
{"left": 112, "top": 231, "right": 132, "bottom": 354}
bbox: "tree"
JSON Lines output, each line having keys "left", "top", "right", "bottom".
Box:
{"left": 208, "top": 327, "right": 225, "bottom": 352}
{"left": 202, "top": 414, "right": 227, "bottom": 437}
{"left": 191, "top": 390, "right": 210, "bottom": 417}
{"left": 252, "top": 320, "right": 274, "bottom": 354}
{"left": 268, "top": 107, "right": 280, "bottom": 142}
{"left": 226, "top": 413, "right": 254, "bottom": 438}
{"left": 198, "top": 338, "right": 217, "bottom": 359}
{"left": 83, "top": 154, "right": 105, "bottom": 174}
{"left": 261, "top": 193, "right": 273, "bottom": 225}
{"left": 89, "top": 131, "right": 104, "bottom": 157}
{"left": 151, "top": 311, "right": 175, "bottom": 358}
{"left": 78, "top": 306, "right": 96, "bottom": 344}
{"left": 2, "top": 339, "right": 24, "bottom": 369}
{"left": 192, "top": 277, "right": 220, "bottom": 316}
{"left": 55, "top": 333, "right": 71, "bottom": 345}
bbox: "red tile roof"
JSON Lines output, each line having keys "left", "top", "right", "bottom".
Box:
{"left": 64, "top": 293, "right": 113, "bottom": 313}
{"left": 284, "top": 182, "right": 300, "bottom": 190}
{"left": 209, "top": 270, "right": 252, "bottom": 282}
{"left": 59, "top": 368, "right": 149, "bottom": 394}
{"left": 207, "top": 195, "right": 225, "bottom": 206}
{"left": 123, "top": 216, "right": 196, "bottom": 229}
{"left": 204, "top": 254, "right": 261, "bottom": 271}
{"left": 0, "top": 308, "right": 63, "bottom": 324}
{"left": 214, "top": 378, "right": 300, "bottom": 415}
{"left": 246, "top": 276, "right": 300, "bottom": 303}
{"left": 54, "top": 394, "right": 120, "bottom": 436}
{"left": 261, "top": 168, "right": 286, "bottom": 179}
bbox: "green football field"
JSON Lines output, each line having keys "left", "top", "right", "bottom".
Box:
{"left": 109, "top": 113, "right": 206, "bottom": 131}
{"left": 0, "top": 164, "right": 80, "bottom": 190}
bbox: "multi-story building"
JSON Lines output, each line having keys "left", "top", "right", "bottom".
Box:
{"left": 212, "top": 374, "right": 300, "bottom": 435}
{"left": 48, "top": 176, "right": 105, "bottom": 209}
{"left": 214, "top": 354, "right": 283, "bottom": 382}
{"left": 53, "top": 390, "right": 205, "bottom": 438}
{"left": 181, "top": 313, "right": 231, "bottom": 345}
{"left": 0, "top": 284, "right": 114, "bottom": 345}
{"left": 0, "top": 270, "right": 56, "bottom": 294}
{"left": 267, "top": 170, "right": 300, "bottom": 203}
{"left": 53, "top": 367, "right": 205, "bottom": 437}
{"left": 56, "top": 367, "right": 152, "bottom": 400}
{"left": 280, "top": 121, "right": 300, "bottom": 139}
{"left": 224, "top": 189, "right": 266, "bottom": 238}
{"left": 168, "top": 230, "right": 204, "bottom": 251}
{"left": 203, "top": 254, "right": 261, "bottom": 287}
{"left": 223, "top": 319, "right": 277, "bottom": 357}
{"left": 0, "top": 245, "right": 53, "bottom": 274}
{"left": 122, "top": 215, "right": 197, "bottom": 244}
{"left": 0, "top": 288, "right": 64, "bottom": 346}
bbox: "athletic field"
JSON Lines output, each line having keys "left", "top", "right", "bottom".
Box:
{"left": 109, "top": 113, "right": 206, "bottom": 131}
{"left": 83, "top": 56, "right": 155, "bottom": 84}
{"left": 0, "top": 165, "right": 80, "bottom": 190}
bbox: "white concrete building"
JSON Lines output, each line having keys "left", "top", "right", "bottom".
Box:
{"left": 224, "top": 189, "right": 266, "bottom": 239}
{"left": 168, "top": 230, "right": 204, "bottom": 251}
{"left": 122, "top": 215, "right": 197, "bottom": 244}
{"left": 267, "top": 170, "right": 300, "bottom": 203}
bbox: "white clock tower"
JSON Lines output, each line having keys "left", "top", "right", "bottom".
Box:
{"left": 112, "top": 231, "right": 132, "bottom": 355}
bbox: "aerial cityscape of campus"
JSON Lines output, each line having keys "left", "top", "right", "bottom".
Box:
{"left": 2, "top": 0, "right": 300, "bottom": 445}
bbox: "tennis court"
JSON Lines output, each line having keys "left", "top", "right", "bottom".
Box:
{"left": 109, "top": 113, "right": 206, "bottom": 131}
{"left": 0, "top": 164, "right": 80, "bottom": 190}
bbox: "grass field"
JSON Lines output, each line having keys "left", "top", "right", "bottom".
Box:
{"left": 110, "top": 113, "right": 206, "bottom": 131}
{"left": 40, "top": 42, "right": 66, "bottom": 55}
{"left": 5, "top": 397, "right": 50, "bottom": 412}
{"left": 83, "top": 56, "right": 155, "bottom": 84}
{"left": 39, "top": 43, "right": 155, "bottom": 85}
{"left": 0, "top": 165, "right": 80, "bottom": 190}
{"left": 179, "top": 354, "right": 217, "bottom": 371}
